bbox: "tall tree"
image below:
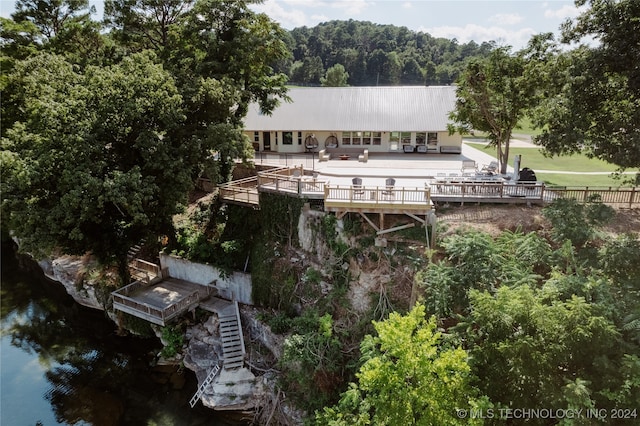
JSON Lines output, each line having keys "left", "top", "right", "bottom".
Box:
{"left": 3, "top": 0, "right": 104, "bottom": 70}
{"left": 1, "top": 52, "right": 191, "bottom": 279}
{"left": 105, "top": 0, "right": 290, "bottom": 181}
{"left": 104, "top": 0, "right": 193, "bottom": 51}
{"left": 460, "top": 285, "right": 632, "bottom": 411}
{"left": 12, "top": 0, "right": 94, "bottom": 40}
{"left": 449, "top": 45, "right": 539, "bottom": 174}
{"left": 320, "top": 63, "right": 349, "bottom": 87}
{"left": 532, "top": 0, "right": 640, "bottom": 178}
{"left": 316, "top": 305, "right": 489, "bottom": 425}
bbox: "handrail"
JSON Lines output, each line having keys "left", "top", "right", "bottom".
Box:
{"left": 234, "top": 300, "right": 246, "bottom": 357}
{"left": 325, "top": 185, "right": 431, "bottom": 205}
{"left": 112, "top": 287, "right": 202, "bottom": 323}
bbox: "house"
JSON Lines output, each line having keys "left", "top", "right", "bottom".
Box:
{"left": 243, "top": 86, "right": 462, "bottom": 154}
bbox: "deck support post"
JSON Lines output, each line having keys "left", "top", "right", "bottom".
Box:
{"left": 359, "top": 212, "right": 380, "bottom": 232}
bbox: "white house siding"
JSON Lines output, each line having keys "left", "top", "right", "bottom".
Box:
{"left": 243, "top": 86, "right": 462, "bottom": 154}
{"left": 245, "top": 130, "right": 461, "bottom": 154}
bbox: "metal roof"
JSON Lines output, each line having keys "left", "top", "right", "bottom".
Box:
{"left": 243, "top": 86, "right": 457, "bottom": 132}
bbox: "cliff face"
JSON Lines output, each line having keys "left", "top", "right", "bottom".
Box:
{"left": 38, "top": 255, "right": 106, "bottom": 311}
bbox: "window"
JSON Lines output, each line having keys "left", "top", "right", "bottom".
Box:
{"left": 283, "top": 131, "right": 293, "bottom": 145}
{"left": 401, "top": 132, "right": 411, "bottom": 145}
{"left": 352, "top": 131, "right": 362, "bottom": 145}
{"left": 253, "top": 131, "right": 260, "bottom": 142}
{"left": 363, "top": 131, "right": 371, "bottom": 145}
{"left": 372, "top": 132, "right": 381, "bottom": 145}
{"left": 427, "top": 132, "right": 438, "bottom": 148}
{"left": 342, "top": 131, "right": 351, "bottom": 145}
{"left": 298, "top": 132, "right": 302, "bottom": 145}
{"left": 416, "top": 132, "right": 426, "bottom": 145}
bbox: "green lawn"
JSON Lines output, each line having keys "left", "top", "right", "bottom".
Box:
{"left": 465, "top": 142, "right": 638, "bottom": 187}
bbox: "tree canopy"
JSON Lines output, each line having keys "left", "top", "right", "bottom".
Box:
{"left": 1, "top": 0, "right": 290, "bottom": 275}
{"left": 533, "top": 0, "right": 640, "bottom": 176}
{"left": 316, "top": 304, "right": 489, "bottom": 425}
{"left": 285, "top": 20, "right": 494, "bottom": 86}
{"left": 1, "top": 52, "right": 190, "bottom": 273}
{"left": 448, "top": 40, "right": 548, "bottom": 174}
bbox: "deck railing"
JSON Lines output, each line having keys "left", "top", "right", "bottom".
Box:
{"left": 218, "top": 176, "right": 260, "bottom": 205}
{"left": 546, "top": 186, "right": 639, "bottom": 208}
{"left": 129, "top": 258, "right": 162, "bottom": 283}
{"left": 258, "top": 167, "right": 326, "bottom": 197}
{"left": 112, "top": 282, "right": 212, "bottom": 325}
{"left": 252, "top": 152, "right": 317, "bottom": 169}
{"left": 324, "top": 185, "right": 432, "bottom": 206}
{"left": 430, "top": 181, "right": 545, "bottom": 201}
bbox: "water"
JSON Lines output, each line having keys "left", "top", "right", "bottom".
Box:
{"left": 1, "top": 245, "right": 240, "bottom": 425}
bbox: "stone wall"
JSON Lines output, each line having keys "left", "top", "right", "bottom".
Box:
{"left": 159, "top": 253, "right": 253, "bottom": 305}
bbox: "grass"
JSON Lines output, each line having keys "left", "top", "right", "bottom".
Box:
{"left": 465, "top": 142, "right": 639, "bottom": 187}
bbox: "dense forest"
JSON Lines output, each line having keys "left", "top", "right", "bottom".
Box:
{"left": 280, "top": 20, "right": 495, "bottom": 86}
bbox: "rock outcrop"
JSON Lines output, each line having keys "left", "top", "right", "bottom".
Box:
{"left": 38, "top": 255, "right": 105, "bottom": 310}
{"left": 184, "top": 313, "right": 265, "bottom": 412}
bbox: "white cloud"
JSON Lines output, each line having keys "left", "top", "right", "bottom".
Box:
{"left": 489, "top": 13, "right": 524, "bottom": 26}
{"left": 282, "top": 0, "right": 372, "bottom": 15}
{"left": 310, "top": 13, "right": 331, "bottom": 23}
{"left": 544, "top": 4, "right": 586, "bottom": 20}
{"left": 421, "top": 24, "right": 536, "bottom": 50}
{"left": 402, "top": 2, "right": 413, "bottom": 9}
{"left": 251, "top": 0, "right": 308, "bottom": 28}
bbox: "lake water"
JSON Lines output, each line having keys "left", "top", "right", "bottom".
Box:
{"left": 0, "top": 244, "right": 240, "bottom": 425}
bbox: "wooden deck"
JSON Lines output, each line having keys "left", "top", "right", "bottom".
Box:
{"left": 112, "top": 278, "right": 214, "bottom": 326}
{"left": 324, "top": 184, "right": 433, "bottom": 214}
{"left": 218, "top": 176, "right": 260, "bottom": 207}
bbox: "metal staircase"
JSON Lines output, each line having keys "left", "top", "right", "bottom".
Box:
{"left": 219, "top": 301, "right": 246, "bottom": 370}
{"left": 189, "top": 363, "right": 221, "bottom": 408}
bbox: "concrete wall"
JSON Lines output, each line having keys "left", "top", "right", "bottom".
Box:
{"left": 159, "top": 253, "right": 253, "bottom": 305}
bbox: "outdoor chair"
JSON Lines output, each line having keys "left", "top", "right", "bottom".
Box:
{"left": 461, "top": 160, "right": 478, "bottom": 175}
{"left": 482, "top": 161, "right": 499, "bottom": 173}
{"left": 382, "top": 178, "right": 396, "bottom": 198}
{"left": 352, "top": 177, "right": 365, "bottom": 198}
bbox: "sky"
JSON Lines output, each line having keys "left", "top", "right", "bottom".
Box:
{"left": 0, "top": 0, "right": 586, "bottom": 50}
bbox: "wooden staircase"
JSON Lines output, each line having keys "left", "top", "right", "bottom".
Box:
{"left": 189, "top": 363, "right": 221, "bottom": 408}
{"left": 220, "top": 301, "right": 246, "bottom": 370}
{"left": 127, "top": 239, "right": 146, "bottom": 262}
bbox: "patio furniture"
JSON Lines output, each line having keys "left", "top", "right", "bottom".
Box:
{"left": 481, "top": 160, "right": 499, "bottom": 173}
{"left": 403, "top": 144, "right": 415, "bottom": 153}
{"left": 440, "top": 145, "right": 462, "bottom": 154}
{"left": 382, "top": 178, "right": 396, "bottom": 198}
{"left": 318, "top": 149, "right": 330, "bottom": 162}
{"left": 358, "top": 149, "right": 369, "bottom": 163}
{"left": 339, "top": 154, "right": 350, "bottom": 160}
{"left": 352, "top": 177, "right": 365, "bottom": 198}
{"left": 461, "top": 160, "right": 477, "bottom": 175}
{"left": 416, "top": 145, "right": 428, "bottom": 153}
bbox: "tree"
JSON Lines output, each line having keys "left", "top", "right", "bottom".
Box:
{"left": 104, "top": 0, "right": 194, "bottom": 51}
{"left": 3, "top": 0, "right": 104, "bottom": 73}
{"left": 449, "top": 43, "right": 541, "bottom": 174}
{"left": 533, "top": 0, "right": 640, "bottom": 177}
{"left": 460, "top": 285, "right": 628, "bottom": 412}
{"left": 1, "top": 52, "right": 191, "bottom": 278}
{"left": 320, "top": 63, "right": 349, "bottom": 87}
{"left": 12, "top": 0, "right": 94, "bottom": 40}
{"left": 316, "top": 305, "right": 489, "bottom": 425}
{"left": 104, "top": 0, "right": 291, "bottom": 181}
